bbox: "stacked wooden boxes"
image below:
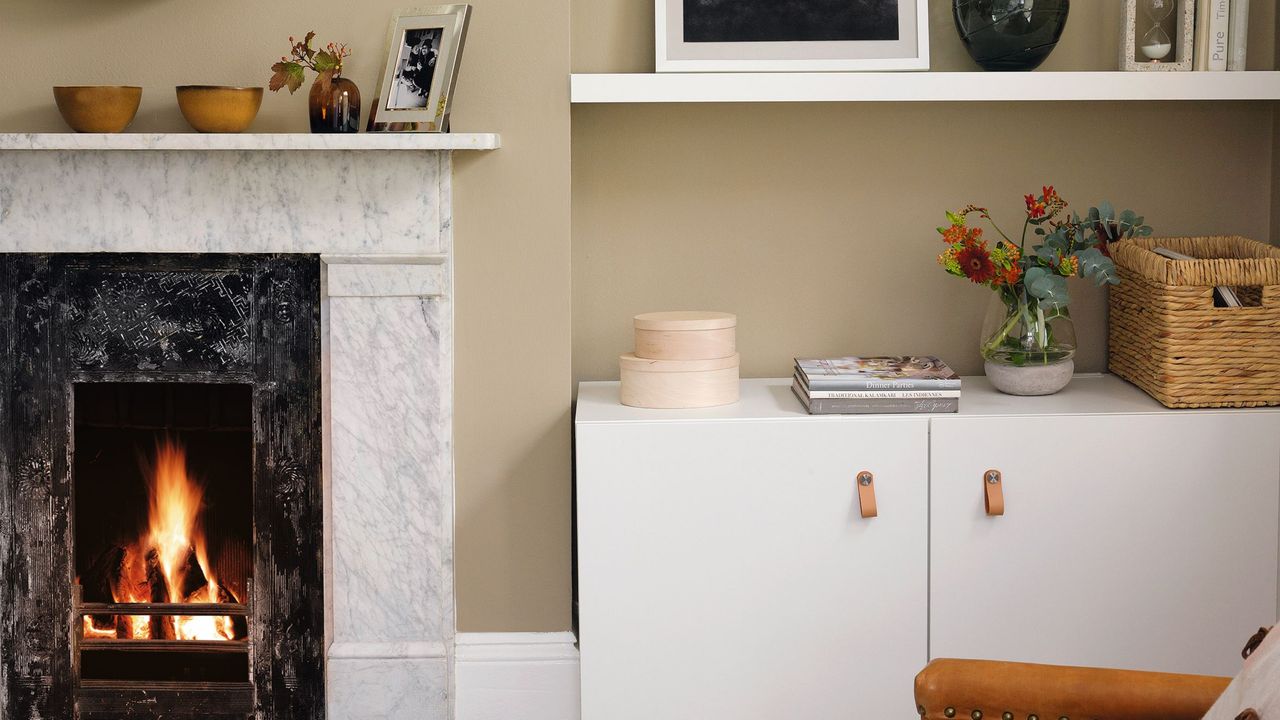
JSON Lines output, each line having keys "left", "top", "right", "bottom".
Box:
{"left": 619, "top": 311, "right": 740, "bottom": 408}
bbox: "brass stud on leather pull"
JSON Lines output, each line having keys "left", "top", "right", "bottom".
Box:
{"left": 984, "top": 469, "right": 1005, "bottom": 516}
{"left": 857, "top": 471, "right": 878, "bottom": 519}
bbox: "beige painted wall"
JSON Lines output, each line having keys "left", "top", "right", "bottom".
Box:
{"left": 0, "top": 0, "right": 573, "bottom": 632}
{"left": 572, "top": 3, "right": 1279, "bottom": 384}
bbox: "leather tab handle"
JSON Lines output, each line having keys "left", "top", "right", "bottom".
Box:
{"left": 984, "top": 469, "right": 1004, "bottom": 516}
{"left": 856, "top": 471, "right": 877, "bottom": 519}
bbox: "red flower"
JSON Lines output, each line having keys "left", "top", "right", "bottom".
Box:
{"left": 1025, "top": 193, "right": 1047, "bottom": 219}
{"left": 956, "top": 244, "right": 996, "bottom": 284}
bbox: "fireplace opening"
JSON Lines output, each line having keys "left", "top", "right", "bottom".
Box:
{"left": 73, "top": 382, "right": 252, "bottom": 685}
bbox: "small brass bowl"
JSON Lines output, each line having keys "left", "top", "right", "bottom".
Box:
{"left": 52, "top": 86, "right": 143, "bottom": 133}
{"left": 176, "top": 86, "right": 264, "bottom": 133}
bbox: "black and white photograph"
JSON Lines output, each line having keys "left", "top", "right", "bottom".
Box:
{"left": 389, "top": 27, "right": 444, "bottom": 109}
{"left": 684, "top": 0, "right": 899, "bottom": 43}
{"left": 369, "top": 4, "right": 472, "bottom": 132}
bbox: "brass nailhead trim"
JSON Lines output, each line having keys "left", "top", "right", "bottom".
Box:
{"left": 1028, "top": 715, "right": 1039, "bottom": 720}
{"left": 918, "top": 706, "right": 926, "bottom": 716}
{"left": 1003, "top": 714, "right": 1014, "bottom": 720}
{"left": 972, "top": 711, "right": 983, "bottom": 720}
{"left": 945, "top": 708, "right": 956, "bottom": 718}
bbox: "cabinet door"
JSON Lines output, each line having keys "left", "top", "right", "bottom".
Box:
{"left": 576, "top": 418, "right": 929, "bottom": 720}
{"left": 931, "top": 412, "right": 1280, "bottom": 676}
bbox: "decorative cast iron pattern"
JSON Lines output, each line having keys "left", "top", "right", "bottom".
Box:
{"left": 0, "top": 253, "right": 325, "bottom": 720}
{"left": 64, "top": 268, "right": 251, "bottom": 372}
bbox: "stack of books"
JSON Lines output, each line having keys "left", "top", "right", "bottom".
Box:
{"left": 792, "top": 356, "right": 961, "bottom": 415}
{"left": 1196, "top": 0, "right": 1250, "bottom": 71}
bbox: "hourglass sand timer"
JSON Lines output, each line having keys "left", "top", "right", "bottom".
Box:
{"left": 1141, "top": 0, "right": 1174, "bottom": 61}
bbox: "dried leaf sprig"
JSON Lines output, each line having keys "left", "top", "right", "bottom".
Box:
{"left": 269, "top": 31, "right": 351, "bottom": 95}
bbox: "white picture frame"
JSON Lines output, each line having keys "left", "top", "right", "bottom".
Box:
{"left": 656, "top": 0, "right": 929, "bottom": 72}
{"left": 368, "top": 4, "right": 471, "bottom": 132}
{"left": 1120, "top": 0, "right": 1194, "bottom": 71}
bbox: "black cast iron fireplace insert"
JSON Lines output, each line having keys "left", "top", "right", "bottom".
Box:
{"left": 0, "top": 254, "right": 324, "bottom": 719}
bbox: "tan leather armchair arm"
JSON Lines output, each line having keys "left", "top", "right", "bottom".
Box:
{"left": 915, "top": 658, "right": 1230, "bottom": 720}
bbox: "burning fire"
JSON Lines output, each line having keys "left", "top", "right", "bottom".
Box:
{"left": 81, "top": 438, "right": 237, "bottom": 641}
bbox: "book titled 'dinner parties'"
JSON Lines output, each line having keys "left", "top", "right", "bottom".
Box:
{"left": 792, "top": 356, "right": 961, "bottom": 415}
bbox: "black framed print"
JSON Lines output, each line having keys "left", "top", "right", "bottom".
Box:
{"left": 656, "top": 0, "right": 929, "bottom": 72}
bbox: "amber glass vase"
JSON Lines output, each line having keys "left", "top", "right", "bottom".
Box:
{"left": 308, "top": 76, "right": 361, "bottom": 133}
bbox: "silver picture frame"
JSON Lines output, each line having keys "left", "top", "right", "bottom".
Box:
{"left": 368, "top": 4, "right": 471, "bottom": 132}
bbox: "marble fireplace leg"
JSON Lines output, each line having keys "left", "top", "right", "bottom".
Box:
{"left": 324, "top": 256, "right": 454, "bottom": 719}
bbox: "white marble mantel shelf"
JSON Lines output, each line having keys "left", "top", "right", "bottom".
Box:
{"left": 0, "top": 131, "right": 501, "bottom": 151}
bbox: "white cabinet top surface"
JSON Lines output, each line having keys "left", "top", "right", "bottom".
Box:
{"left": 575, "top": 374, "right": 1280, "bottom": 424}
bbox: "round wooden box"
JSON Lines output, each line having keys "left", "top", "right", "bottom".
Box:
{"left": 633, "top": 311, "right": 736, "bottom": 361}
{"left": 619, "top": 353, "right": 740, "bottom": 409}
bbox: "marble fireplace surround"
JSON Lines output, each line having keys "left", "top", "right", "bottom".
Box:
{"left": 0, "top": 132, "right": 500, "bottom": 719}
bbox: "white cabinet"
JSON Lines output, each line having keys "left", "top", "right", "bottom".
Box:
{"left": 575, "top": 376, "right": 1280, "bottom": 718}
{"left": 576, "top": 401, "right": 929, "bottom": 720}
{"left": 930, "top": 411, "right": 1280, "bottom": 677}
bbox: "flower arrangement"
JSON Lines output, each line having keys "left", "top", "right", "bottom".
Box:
{"left": 269, "top": 32, "right": 352, "bottom": 95}
{"left": 937, "top": 187, "right": 1151, "bottom": 368}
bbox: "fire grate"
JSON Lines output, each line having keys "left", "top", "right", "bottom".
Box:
{"left": 73, "top": 584, "right": 255, "bottom": 718}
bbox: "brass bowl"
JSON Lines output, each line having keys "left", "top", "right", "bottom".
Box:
{"left": 52, "top": 86, "right": 143, "bottom": 133}
{"left": 176, "top": 86, "right": 264, "bottom": 133}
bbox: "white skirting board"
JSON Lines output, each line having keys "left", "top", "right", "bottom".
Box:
{"left": 455, "top": 633, "right": 581, "bottom": 720}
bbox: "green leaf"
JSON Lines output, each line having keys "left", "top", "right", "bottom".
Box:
{"left": 946, "top": 210, "right": 963, "bottom": 226}
{"left": 269, "top": 61, "right": 306, "bottom": 93}
{"left": 314, "top": 50, "right": 341, "bottom": 72}
{"left": 1033, "top": 228, "right": 1070, "bottom": 261}
{"left": 1024, "top": 266, "right": 1070, "bottom": 308}
{"left": 1097, "top": 201, "right": 1115, "bottom": 222}
{"left": 1077, "top": 247, "right": 1120, "bottom": 286}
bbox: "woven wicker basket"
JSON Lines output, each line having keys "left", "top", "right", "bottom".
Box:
{"left": 1108, "top": 236, "right": 1280, "bottom": 408}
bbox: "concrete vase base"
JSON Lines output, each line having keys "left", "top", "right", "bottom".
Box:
{"left": 984, "top": 359, "right": 1074, "bottom": 396}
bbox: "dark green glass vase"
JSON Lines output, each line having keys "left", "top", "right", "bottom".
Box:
{"left": 953, "top": 0, "right": 1070, "bottom": 71}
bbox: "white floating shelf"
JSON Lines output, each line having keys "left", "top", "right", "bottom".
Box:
{"left": 571, "top": 71, "right": 1280, "bottom": 104}
{"left": 0, "top": 132, "right": 501, "bottom": 151}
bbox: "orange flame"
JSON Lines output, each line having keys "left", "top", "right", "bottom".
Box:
{"left": 84, "top": 438, "right": 236, "bottom": 641}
